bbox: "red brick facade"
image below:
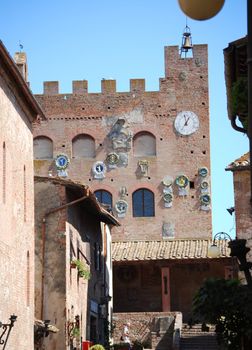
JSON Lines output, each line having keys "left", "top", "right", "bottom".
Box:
{"left": 226, "top": 153, "right": 252, "bottom": 283}
{"left": 34, "top": 177, "right": 117, "bottom": 349}
{"left": 0, "top": 41, "right": 43, "bottom": 350}
{"left": 33, "top": 45, "right": 211, "bottom": 241}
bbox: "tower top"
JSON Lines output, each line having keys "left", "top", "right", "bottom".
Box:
{"left": 14, "top": 51, "right": 28, "bottom": 82}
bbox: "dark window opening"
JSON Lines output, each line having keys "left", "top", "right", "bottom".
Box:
{"left": 132, "top": 188, "right": 155, "bottom": 217}
{"left": 190, "top": 181, "right": 195, "bottom": 189}
{"left": 94, "top": 190, "right": 112, "bottom": 209}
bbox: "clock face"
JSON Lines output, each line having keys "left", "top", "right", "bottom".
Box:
{"left": 174, "top": 111, "right": 199, "bottom": 136}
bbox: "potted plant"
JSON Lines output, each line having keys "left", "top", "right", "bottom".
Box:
{"left": 90, "top": 344, "right": 105, "bottom": 350}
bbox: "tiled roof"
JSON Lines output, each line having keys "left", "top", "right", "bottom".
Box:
{"left": 34, "top": 176, "right": 120, "bottom": 226}
{"left": 112, "top": 239, "right": 230, "bottom": 262}
{"left": 226, "top": 152, "right": 249, "bottom": 171}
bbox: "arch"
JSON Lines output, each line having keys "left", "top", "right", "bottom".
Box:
{"left": 94, "top": 189, "right": 112, "bottom": 209}
{"left": 33, "top": 136, "right": 53, "bottom": 159}
{"left": 133, "top": 131, "right": 156, "bottom": 157}
{"left": 72, "top": 134, "right": 95, "bottom": 158}
{"left": 132, "top": 188, "right": 155, "bottom": 217}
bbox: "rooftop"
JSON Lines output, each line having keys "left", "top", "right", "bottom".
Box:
{"left": 226, "top": 152, "right": 250, "bottom": 171}
{"left": 112, "top": 239, "right": 230, "bottom": 262}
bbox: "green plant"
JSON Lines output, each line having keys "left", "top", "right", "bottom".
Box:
{"left": 103, "top": 319, "right": 115, "bottom": 350}
{"left": 71, "top": 259, "right": 91, "bottom": 279}
{"left": 71, "top": 326, "right": 80, "bottom": 338}
{"left": 231, "top": 77, "right": 248, "bottom": 131}
{"left": 193, "top": 278, "right": 252, "bottom": 349}
{"left": 90, "top": 344, "right": 105, "bottom": 350}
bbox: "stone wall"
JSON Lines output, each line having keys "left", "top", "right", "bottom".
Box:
{"left": 112, "top": 312, "right": 181, "bottom": 350}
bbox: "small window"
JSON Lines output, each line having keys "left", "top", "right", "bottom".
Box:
{"left": 33, "top": 136, "right": 53, "bottom": 159}
{"left": 94, "top": 190, "right": 112, "bottom": 209}
{"left": 132, "top": 188, "right": 155, "bottom": 217}
{"left": 133, "top": 132, "right": 156, "bottom": 157}
{"left": 72, "top": 134, "right": 95, "bottom": 158}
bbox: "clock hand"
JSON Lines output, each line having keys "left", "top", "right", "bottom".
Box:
{"left": 183, "top": 117, "right": 190, "bottom": 127}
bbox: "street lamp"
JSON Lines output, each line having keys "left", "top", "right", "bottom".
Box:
{"left": 208, "top": 232, "right": 252, "bottom": 286}
{"left": 178, "top": 0, "right": 225, "bottom": 20}
{"left": 207, "top": 231, "right": 231, "bottom": 258}
{"left": 0, "top": 315, "right": 17, "bottom": 349}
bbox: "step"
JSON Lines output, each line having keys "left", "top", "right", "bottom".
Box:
{"left": 180, "top": 325, "right": 219, "bottom": 350}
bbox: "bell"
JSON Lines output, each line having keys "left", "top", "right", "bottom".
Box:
{"left": 182, "top": 35, "right": 193, "bottom": 50}
{"left": 180, "top": 25, "right": 193, "bottom": 57}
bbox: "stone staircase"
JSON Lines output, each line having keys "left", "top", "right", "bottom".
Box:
{"left": 180, "top": 324, "right": 219, "bottom": 350}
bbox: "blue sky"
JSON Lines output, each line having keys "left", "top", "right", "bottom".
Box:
{"left": 1, "top": 0, "right": 248, "bottom": 237}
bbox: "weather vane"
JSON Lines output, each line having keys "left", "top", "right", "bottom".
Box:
{"left": 19, "top": 40, "right": 23, "bottom": 52}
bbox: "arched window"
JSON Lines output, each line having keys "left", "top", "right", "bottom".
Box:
{"left": 133, "top": 132, "right": 156, "bottom": 157}
{"left": 132, "top": 188, "right": 155, "bottom": 217}
{"left": 94, "top": 190, "right": 112, "bottom": 209}
{"left": 33, "top": 136, "right": 53, "bottom": 159}
{"left": 72, "top": 134, "right": 95, "bottom": 158}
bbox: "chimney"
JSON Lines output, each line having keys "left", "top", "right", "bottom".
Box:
{"left": 14, "top": 52, "right": 28, "bottom": 82}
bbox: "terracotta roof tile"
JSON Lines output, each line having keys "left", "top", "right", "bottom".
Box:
{"left": 112, "top": 239, "right": 230, "bottom": 262}
{"left": 226, "top": 152, "right": 249, "bottom": 171}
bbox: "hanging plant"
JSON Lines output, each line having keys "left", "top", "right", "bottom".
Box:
{"left": 71, "top": 259, "right": 91, "bottom": 279}
{"left": 231, "top": 77, "right": 248, "bottom": 131}
{"left": 71, "top": 326, "right": 80, "bottom": 338}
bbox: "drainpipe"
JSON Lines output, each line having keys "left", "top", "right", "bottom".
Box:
{"left": 40, "top": 195, "right": 88, "bottom": 320}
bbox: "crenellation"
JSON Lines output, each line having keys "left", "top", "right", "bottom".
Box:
{"left": 101, "top": 79, "right": 116, "bottom": 93}
{"left": 38, "top": 45, "right": 208, "bottom": 98}
{"left": 44, "top": 81, "right": 59, "bottom": 95}
{"left": 72, "top": 80, "right": 88, "bottom": 94}
{"left": 130, "top": 79, "right": 145, "bottom": 92}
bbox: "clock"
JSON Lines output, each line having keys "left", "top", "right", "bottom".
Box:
{"left": 174, "top": 111, "right": 199, "bottom": 136}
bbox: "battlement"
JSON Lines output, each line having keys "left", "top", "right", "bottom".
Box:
{"left": 43, "top": 78, "right": 149, "bottom": 95}
{"left": 40, "top": 45, "right": 208, "bottom": 96}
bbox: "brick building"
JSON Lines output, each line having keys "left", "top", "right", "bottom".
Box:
{"left": 31, "top": 44, "right": 232, "bottom": 334}
{"left": 223, "top": 37, "right": 252, "bottom": 284}
{"left": 34, "top": 176, "right": 119, "bottom": 350}
{"left": 226, "top": 153, "right": 252, "bottom": 280}
{"left": 0, "top": 41, "right": 44, "bottom": 349}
